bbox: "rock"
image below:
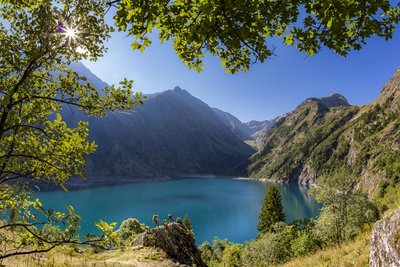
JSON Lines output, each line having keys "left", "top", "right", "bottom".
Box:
{"left": 370, "top": 207, "right": 400, "bottom": 267}
{"left": 133, "top": 223, "right": 206, "bottom": 267}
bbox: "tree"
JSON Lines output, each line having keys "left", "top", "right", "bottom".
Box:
{"left": 0, "top": 0, "right": 143, "bottom": 259}
{"left": 110, "top": 0, "right": 400, "bottom": 73}
{"left": 183, "top": 214, "right": 194, "bottom": 236}
{"left": 5, "top": 1, "right": 400, "bottom": 74}
{"left": 257, "top": 185, "right": 286, "bottom": 233}
{"left": 311, "top": 170, "right": 379, "bottom": 244}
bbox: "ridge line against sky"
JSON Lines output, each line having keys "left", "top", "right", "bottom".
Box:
{"left": 82, "top": 13, "right": 400, "bottom": 122}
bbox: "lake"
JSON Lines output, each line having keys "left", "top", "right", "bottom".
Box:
{"left": 36, "top": 178, "right": 321, "bottom": 244}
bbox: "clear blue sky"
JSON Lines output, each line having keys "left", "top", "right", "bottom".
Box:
{"left": 83, "top": 16, "right": 400, "bottom": 122}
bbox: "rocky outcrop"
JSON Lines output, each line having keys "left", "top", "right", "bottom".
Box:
{"left": 133, "top": 223, "right": 206, "bottom": 267}
{"left": 315, "top": 93, "right": 350, "bottom": 108}
{"left": 370, "top": 208, "right": 400, "bottom": 267}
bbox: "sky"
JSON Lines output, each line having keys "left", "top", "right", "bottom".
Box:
{"left": 82, "top": 15, "right": 400, "bottom": 122}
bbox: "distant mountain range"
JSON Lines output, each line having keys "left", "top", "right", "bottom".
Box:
{"left": 66, "top": 62, "right": 400, "bottom": 196}
{"left": 212, "top": 108, "right": 278, "bottom": 147}
{"left": 64, "top": 63, "right": 256, "bottom": 182}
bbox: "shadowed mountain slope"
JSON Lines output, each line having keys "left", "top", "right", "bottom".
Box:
{"left": 64, "top": 63, "right": 254, "bottom": 182}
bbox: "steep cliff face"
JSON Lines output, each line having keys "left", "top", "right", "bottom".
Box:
{"left": 250, "top": 68, "right": 400, "bottom": 193}
{"left": 370, "top": 208, "right": 400, "bottom": 267}
{"left": 133, "top": 223, "right": 206, "bottom": 267}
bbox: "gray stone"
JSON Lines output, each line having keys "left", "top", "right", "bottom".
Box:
{"left": 370, "top": 207, "right": 400, "bottom": 267}
{"left": 134, "top": 223, "right": 206, "bottom": 267}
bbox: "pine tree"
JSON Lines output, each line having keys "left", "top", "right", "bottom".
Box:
{"left": 257, "top": 185, "right": 286, "bottom": 233}
{"left": 183, "top": 215, "right": 193, "bottom": 232}
{"left": 183, "top": 215, "right": 194, "bottom": 237}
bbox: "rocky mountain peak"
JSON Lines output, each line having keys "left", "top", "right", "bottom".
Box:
{"left": 305, "top": 93, "right": 350, "bottom": 109}
{"left": 322, "top": 93, "right": 349, "bottom": 105}
{"left": 171, "top": 86, "right": 187, "bottom": 94}
{"left": 173, "top": 85, "right": 183, "bottom": 91}
{"left": 165, "top": 86, "right": 193, "bottom": 99}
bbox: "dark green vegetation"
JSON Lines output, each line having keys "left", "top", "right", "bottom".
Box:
{"left": 257, "top": 185, "right": 286, "bottom": 234}
{"left": 113, "top": 0, "right": 400, "bottom": 73}
{"left": 200, "top": 172, "right": 379, "bottom": 266}
{"left": 182, "top": 215, "right": 194, "bottom": 236}
{"left": 200, "top": 70, "right": 400, "bottom": 266}
{"left": 0, "top": 0, "right": 142, "bottom": 260}
{"left": 1, "top": 0, "right": 400, "bottom": 265}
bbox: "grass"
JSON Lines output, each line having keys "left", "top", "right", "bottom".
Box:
{"left": 278, "top": 230, "right": 371, "bottom": 267}
{"left": 1, "top": 245, "right": 174, "bottom": 267}
{"left": 379, "top": 184, "right": 400, "bottom": 213}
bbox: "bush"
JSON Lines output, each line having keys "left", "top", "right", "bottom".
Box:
{"left": 291, "top": 231, "right": 320, "bottom": 256}
{"left": 199, "top": 241, "right": 214, "bottom": 265}
{"left": 221, "top": 244, "right": 243, "bottom": 267}
{"left": 312, "top": 171, "right": 379, "bottom": 245}
{"left": 242, "top": 223, "right": 295, "bottom": 266}
{"left": 117, "top": 218, "right": 148, "bottom": 245}
{"left": 199, "top": 239, "right": 242, "bottom": 267}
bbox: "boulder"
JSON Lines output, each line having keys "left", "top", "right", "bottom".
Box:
{"left": 133, "top": 223, "right": 206, "bottom": 267}
{"left": 370, "top": 207, "right": 400, "bottom": 266}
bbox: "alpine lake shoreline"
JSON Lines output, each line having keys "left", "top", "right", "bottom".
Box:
{"left": 33, "top": 176, "right": 322, "bottom": 245}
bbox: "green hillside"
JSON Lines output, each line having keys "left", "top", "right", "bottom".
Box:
{"left": 249, "top": 68, "right": 400, "bottom": 204}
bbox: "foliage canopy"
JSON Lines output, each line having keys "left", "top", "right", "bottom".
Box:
{"left": 257, "top": 185, "right": 286, "bottom": 233}
{"left": 0, "top": 0, "right": 143, "bottom": 259}
{"left": 112, "top": 0, "right": 400, "bottom": 73}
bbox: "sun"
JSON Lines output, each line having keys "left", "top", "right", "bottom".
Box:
{"left": 63, "top": 25, "right": 79, "bottom": 44}
{"left": 65, "top": 27, "right": 78, "bottom": 39}
{"left": 56, "top": 24, "right": 80, "bottom": 45}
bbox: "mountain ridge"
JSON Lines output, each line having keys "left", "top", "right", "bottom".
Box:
{"left": 63, "top": 63, "right": 254, "bottom": 183}
{"left": 249, "top": 67, "right": 400, "bottom": 197}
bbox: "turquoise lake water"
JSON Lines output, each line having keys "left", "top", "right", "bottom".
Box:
{"left": 36, "top": 178, "right": 321, "bottom": 244}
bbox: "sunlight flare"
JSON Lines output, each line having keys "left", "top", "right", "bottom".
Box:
{"left": 65, "top": 27, "right": 78, "bottom": 39}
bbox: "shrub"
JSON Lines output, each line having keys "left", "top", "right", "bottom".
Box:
{"left": 291, "top": 231, "right": 320, "bottom": 256}
{"left": 221, "top": 244, "right": 243, "bottom": 267}
{"left": 117, "top": 218, "right": 148, "bottom": 245}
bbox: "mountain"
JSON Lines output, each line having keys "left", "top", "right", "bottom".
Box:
{"left": 249, "top": 68, "right": 400, "bottom": 196}
{"left": 212, "top": 108, "right": 252, "bottom": 140}
{"left": 246, "top": 118, "right": 280, "bottom": 147}
{"left": 70, "top": 62, "right": 109, "bottom": 92}
{"left": 64, "top": 63, "right": 254, "bottom": 182}
{"left": 307, "top": 93, "right": 350, "bottom": 108}
{"left": 212, "top": 108, "right": 279, "bottom": 147}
